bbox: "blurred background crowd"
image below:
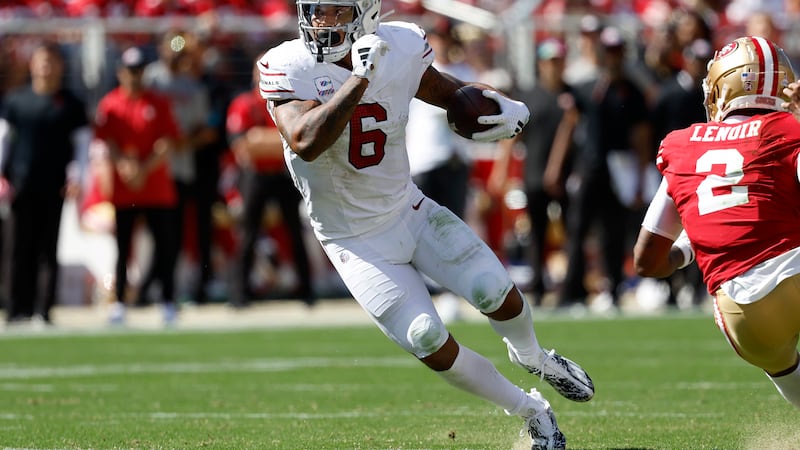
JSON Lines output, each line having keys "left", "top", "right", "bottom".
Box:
{"left": 2, "top": 0, "right": 800, "bottom": 326}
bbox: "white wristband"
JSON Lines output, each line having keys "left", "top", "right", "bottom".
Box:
{"left": 673, "top": 237, "right": 695, "bottom": 269}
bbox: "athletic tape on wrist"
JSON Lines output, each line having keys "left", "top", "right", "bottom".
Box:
{"left": 675, "top": 241, "right": 694, "bottom": 269}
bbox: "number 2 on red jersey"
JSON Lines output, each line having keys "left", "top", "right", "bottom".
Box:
{"left": 695, "top": 148, "right": 749, "bottom": 215}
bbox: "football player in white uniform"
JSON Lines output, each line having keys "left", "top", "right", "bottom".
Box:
{"left": 258, "top": 0, "right": 594, "bottom": 447}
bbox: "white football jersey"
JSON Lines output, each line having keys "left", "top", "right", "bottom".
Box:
{"left": 258, "top": 22, "right": 435, "bottom": 241}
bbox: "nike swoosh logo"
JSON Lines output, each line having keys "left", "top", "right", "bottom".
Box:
{"left": 411, "top": 198, "right": 424, "bottom": 210}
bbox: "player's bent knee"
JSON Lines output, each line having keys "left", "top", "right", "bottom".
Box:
{"left": 738, "top": 343, "right": 799, "bottom": 374}
{"left": 407, "top": 313, "right": 449, "bottom": 358}
{"left": 470, "top": 271, "right": 513, "bottom": 314}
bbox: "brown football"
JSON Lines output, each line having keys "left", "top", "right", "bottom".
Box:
{"left": 446, "top": 86, "right": 501, "bottom": 139}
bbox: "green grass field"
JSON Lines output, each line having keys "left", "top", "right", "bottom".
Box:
{"left": 1, "top": 312, "right": 797, "bottom": 449}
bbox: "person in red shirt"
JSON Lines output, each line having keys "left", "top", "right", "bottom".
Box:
{"left": 225, "top": 66, "right": 314, "bottom": 307}
{"left": 634, "top": 36, "right": 800, "bottom": 410}
{"left": 94, "top": 46, "right": 181, "bottom": 326}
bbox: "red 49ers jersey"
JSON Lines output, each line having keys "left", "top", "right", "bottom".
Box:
{"left": 657, "top": 112, "right": 800, "bottom": 292}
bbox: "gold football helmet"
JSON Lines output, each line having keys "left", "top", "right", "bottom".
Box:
{"left": 703, "top": 36, "right": 796, "bottom": 122}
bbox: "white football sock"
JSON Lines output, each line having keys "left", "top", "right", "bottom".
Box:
{"left": 488, "top": 294, "right": 544, "bottom": 360}
{"left": 768, "top": 362, "right": 800, "bottom": 409}
{"left": 436, "top": 344, "right": 531, "bottom": 415}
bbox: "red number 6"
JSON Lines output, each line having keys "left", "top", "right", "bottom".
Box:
{"left": 348, "top": 103, "right": 387, "bottom": 169}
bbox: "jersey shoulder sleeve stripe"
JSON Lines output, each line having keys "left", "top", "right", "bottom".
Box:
{"left": 258, "top": 40, "right": 311, "bottom": 101}
{"left": 257, "top": 59, "right": 295, "bottom": 97}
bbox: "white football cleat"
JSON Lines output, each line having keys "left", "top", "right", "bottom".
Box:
{"left": 162, "top": 302, "right": 178, "bottom": 327}
{"left": 505, "top": 338, "right": 595, "bottom": 402}
{"left": 519, "top": 389, "right": 566, "bottom": 450}
{"left": 108, "top": 302, "right": 126, "bottom": 326}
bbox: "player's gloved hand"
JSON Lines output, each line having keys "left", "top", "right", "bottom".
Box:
{"left": 351, "top": 34, "right": 389, "bottom": 82}
{"left": 673, "top": 230, "right": 695, "bottom": 269}
{"left": 472, "top": 90, "right": 530, "bottom": 142}
{"left": 782, "top": 80, "right": 800, "bottom": 122}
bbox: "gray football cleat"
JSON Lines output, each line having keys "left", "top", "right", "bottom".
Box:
{"left": 505, "top": 338, "right": 595, "bottom": 402}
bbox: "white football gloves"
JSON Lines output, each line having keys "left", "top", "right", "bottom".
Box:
{"left": 673, "top": 230, "right": 695, "bottom": 269}
{"left": 351, "top": 34, "right": 389, "bottom": 82}
{"left": 472, "top": 90, "right": 531, "bottom": 142}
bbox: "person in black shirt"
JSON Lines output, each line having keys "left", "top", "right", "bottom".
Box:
{"left": 0, "top": 42, "right": 91, "bottom": 325}
{"left": 648, "top": 39, "right": 713, "bottom": 309}
{"left": 559, "top": 27, "right": 654, "bottom": 311}
{"left": 650, "top": 39, "right": 712, "bottom": 146}
{"left": 491, "top": 38, "right": 579, "bottom": 305}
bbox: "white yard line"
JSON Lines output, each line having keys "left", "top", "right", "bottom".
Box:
{"left": 0, "top": 408, "right": 728, "bottom": 421}
{"left": 0, "top": 356, "right": 417, "bottom": 380}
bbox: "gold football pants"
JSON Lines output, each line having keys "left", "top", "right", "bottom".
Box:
{"left": 714, "top": 273, "right": 800, "bottom": 375}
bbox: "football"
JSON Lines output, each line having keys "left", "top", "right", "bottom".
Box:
{"left": 446, "top": 86, "right": 501, "bottom": 139}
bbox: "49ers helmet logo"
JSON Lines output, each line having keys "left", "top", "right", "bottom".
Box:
{"left": 716, "top": 41, "right": 738, "bottom": 59}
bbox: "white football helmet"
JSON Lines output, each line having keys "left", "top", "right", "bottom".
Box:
{"left": 703, "top": 36, "right": 796, "bottom": 122}
{"left": 297, "top": 0, "right": 382, "bottom": 63}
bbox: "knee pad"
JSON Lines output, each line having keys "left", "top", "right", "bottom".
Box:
{"left": 469, "top": 271, "right": 513, "bottom": 314}
{"left": 407, "top": 313, "right": 449, "bottom": 358}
